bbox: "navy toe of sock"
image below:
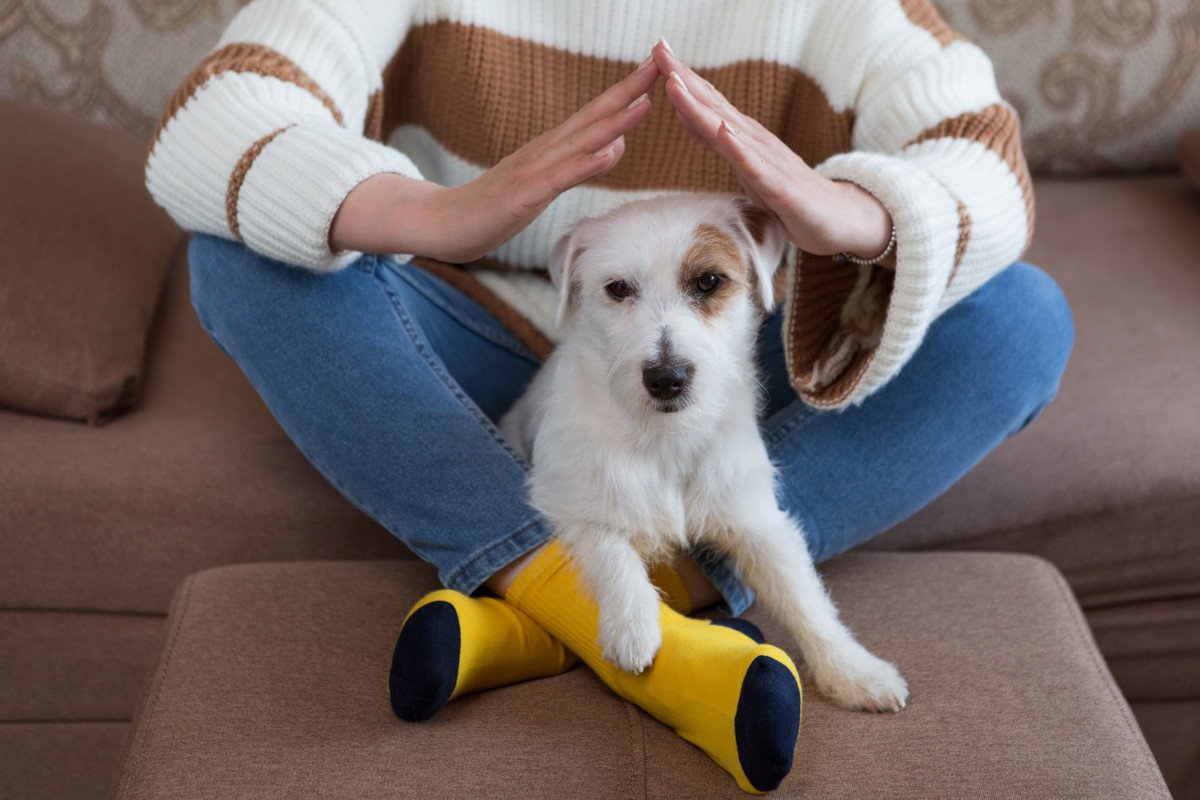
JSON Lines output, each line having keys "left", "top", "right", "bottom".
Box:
{"left": 388, "top": 600, "right": 461, "bottom": 722}
{"left": 735, "top": 655, "right": 802, "bottom": 792}
{"left": 710, "top": 617, "right": 766, "bottom": 644}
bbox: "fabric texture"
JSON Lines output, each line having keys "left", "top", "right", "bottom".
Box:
{"left": 1180, "top": 129, "right": 1200, "bottom": 192}
{"left": 867, "top": 175, "right": 1200, "bottom": 613}
{"left": 0, "top": 722, "right": 129, "bottom": 800}
{"left": 0, "top": 611, "right": 163, "bottom": 722}
{"left": 110, "top": 556, "right": 1170, "bottom": 799}
{"left": 144, "top": 0, "right": 1033, "bottom": 409}
{"left": 0, "top": 101, "right": 180, "bottom": 423}
{"left": 184, "top": 231, "right": 1070, "bottom": 615}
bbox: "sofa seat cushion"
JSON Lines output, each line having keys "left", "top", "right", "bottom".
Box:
{"left": 0, "top": 248, "right": 412, "bottom": 615}
{"left": 111, "top": 554, "right": 1168, "bottom": 800}
{"left": 868, "top": 175, "right": 1200, "bottom": 609}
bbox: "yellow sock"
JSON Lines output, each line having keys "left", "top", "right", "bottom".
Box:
{"left": 388, "top": 560, "right": 758, "bottom": 723}
{"left": 388, "top": 589, "right": 578, "bottom": 721}
{"left": 505, "top": 542, "right": 802, "bottom": 794}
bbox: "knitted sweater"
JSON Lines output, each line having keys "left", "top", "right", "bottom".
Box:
{"left": 145, "top": 0, "right": 1033, "bottom": 409}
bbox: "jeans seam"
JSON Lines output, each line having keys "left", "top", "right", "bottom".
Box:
{"left": 762, "top": 402, "right": 819, "bottom": 446}
{"left": 383, "top": 260, "right": 541, "bottom": 367}
{"left": 442, "top": 515, "right": 555, "bottom": 594}
{"left": 371, "top": 264, "right": 533, "bottom": 471}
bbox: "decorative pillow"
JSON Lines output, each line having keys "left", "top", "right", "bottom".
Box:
{"left": 0, "top": 101, "right": 180, "bottom": 423}
{"left": 1179, "top": 130, "right": 1200, "bottom": 192}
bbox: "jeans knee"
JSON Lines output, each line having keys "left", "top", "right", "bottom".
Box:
{"left": 973, "top": 262, "right": 1075, "bottom": 431}
{"left": 187, "top": 234, "right": 245, "bottom": 337}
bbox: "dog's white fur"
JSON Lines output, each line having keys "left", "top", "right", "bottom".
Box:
{"left": 500, "top": 194, "right": 908, "bottom": 712}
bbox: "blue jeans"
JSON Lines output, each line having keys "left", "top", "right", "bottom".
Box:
{"left": 188, "top": 235, "right": 1074, "bottom": 615}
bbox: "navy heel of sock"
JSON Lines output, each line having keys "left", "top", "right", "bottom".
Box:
{"left": 710, "top": 617, "right": 766, "bottom": 644}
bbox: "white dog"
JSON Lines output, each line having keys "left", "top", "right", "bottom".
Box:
{"left": 499, "top": 194, "right": 908, "bottom": 712}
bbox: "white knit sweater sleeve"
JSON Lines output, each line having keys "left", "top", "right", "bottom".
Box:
{"left": 145, "top": 0, "right": 421, "bottom": 271}
{"left": 791, "top": 0, "right": 1033, "bottom": 409}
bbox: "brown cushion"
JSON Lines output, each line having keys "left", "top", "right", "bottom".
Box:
{"left": 0, "top": 247, "right": 413, "bottom": 615}
{"left": 1180, "top": 130, "right": 1200, "bottom": 192}
{"left": 869, "top": 175, "right": 1200, "bottom": 610}
{"left": 0, "top": 611, "right": 164, "bottom": 722}
{"left": 0, "top": 721, "right": 129, "bottom": 800}
{"left": 111, "top": 555, "right": 1169, "bottom": 799}
{"left": 0, "top": 102, "right": 180, "bottom": 423}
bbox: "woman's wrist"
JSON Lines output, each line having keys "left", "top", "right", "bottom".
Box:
{"left": 329, "top": 172, "right": 445, "bottom": 256}
{"left": 826, "top": 179, "right": 895, "bottom": 267}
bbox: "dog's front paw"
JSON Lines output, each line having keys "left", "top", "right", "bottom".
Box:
{"left": 598, "top": 606, "right": 662, "bottom": 674}
{"left": 812, "top": 643, "right": 908, "bottom": 713}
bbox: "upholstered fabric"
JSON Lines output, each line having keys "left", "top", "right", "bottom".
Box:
{"left": 111, "top": 555, "right": 1169, "bottom": 799}
{"left": 2, "top": 1, "right": 1196, "bottom": 174}
{"left": 0, "top": 246, "right": 413, "bottom": 616}
{"left": 868, "top": 175, "right": 1200, "bottom": 609}
{"left": 0, "top": 101, "right": 180, "bottom": 422}
{"left": 1180, "top": 129, "right": 1200, "bottom": 191}
{"left": 0, "top": 611, "right": 164, "bottom": 721}
{"left": 0, "top": 721, "right": 129, "bottom": 800}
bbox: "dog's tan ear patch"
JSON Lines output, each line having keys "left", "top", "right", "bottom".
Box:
{"left": 680, "top": 223, "right": 749, "bottom": 320}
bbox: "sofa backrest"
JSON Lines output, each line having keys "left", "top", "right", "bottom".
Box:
{"left": 0, "top": 0, "right": 1195, "bottom": 175}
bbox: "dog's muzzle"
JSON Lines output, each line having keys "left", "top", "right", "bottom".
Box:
{"left": 642, "top": 359, "right": 694, "bottom": 410}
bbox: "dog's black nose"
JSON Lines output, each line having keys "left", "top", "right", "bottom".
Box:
{"left": 642, "top": 361, "right": 692, "bottom": 401}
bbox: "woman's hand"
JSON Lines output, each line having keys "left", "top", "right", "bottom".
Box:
{"left": 331, "top": 56, "right": 660, "bottom": 261}
{"left": 651, "top": 40, "right": 895, "bottom": 265}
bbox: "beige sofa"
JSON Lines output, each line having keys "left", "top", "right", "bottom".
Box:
{"left": 1, "top": 2, "right": 1198, "bottom": 798}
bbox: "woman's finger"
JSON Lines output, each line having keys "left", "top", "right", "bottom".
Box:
{"left": 567, "top": 55, "right": 660, "bottom": 133}
{"left": 562, "top": 92, "right": 652, "bottom": 159}
{"left": 664, "top": 69, "right": 725, "bottom": 145}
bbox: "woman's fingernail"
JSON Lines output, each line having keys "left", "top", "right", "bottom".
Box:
{"left": 637, "top": 55, "right": 653, "bottom": 72}
{"left": 627, "top": 94, "right": 648, "bottom": 109}
{"left": 722, "top": 119, "right": 739, "bottom": 137}
{"left": 659, "top": 37, "right": 675, "bottom": 55}
{"left": 670, "top": 71, "right": 688, "bottom": 93}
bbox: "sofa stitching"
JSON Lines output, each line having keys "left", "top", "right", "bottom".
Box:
{"left": 622, "top": 702, "right": 649, "bottom": 800}
{"left": 110, "top": 573, "right": 197, "bottom": 798}
{"left": 1045, "top": 559, "right": 1169, "bottom": 795}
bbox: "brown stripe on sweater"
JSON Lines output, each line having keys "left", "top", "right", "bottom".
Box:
{"left": 226, "top": 125, "right": 293, "bottom": 239}
{"left": 364, "top": 90, "right": 385, "bottom": 141}
{"left": 904, "top": 102, "right": 1034, "bottom": 245}
{"left": 151, "top": 43, "right": 344, "bottom": 153}
{"left": 900, "top": 0, "right": 962, "bottom": 46}
{"left": 785, "top": 253, "right": 863, "bottom": 397}
{"left": 950, "top": 200, "right": 971, "bottom": 285}
{"left": 379, "top": 21, "right": 853, "bottom": 192}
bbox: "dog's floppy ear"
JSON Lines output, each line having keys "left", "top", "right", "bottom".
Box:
{"left": 549, "top": 224, "right": 586, "bottom": 330}
{"left": 730, "top": 198, "right": 789, "bottom": 312}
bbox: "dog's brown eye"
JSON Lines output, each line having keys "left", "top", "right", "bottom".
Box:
{"left": 696, "top": 273, "right": 721, "bottom": 293}
{"left": 606, "top": 280, "right": 633, "bottom": 300}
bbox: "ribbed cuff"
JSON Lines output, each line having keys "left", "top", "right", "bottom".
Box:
{"left": 795, "top": 150, "right": 961, "bottom": 409}
{"left": 236, "top": 119, "right": 424, "bottom": 271}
